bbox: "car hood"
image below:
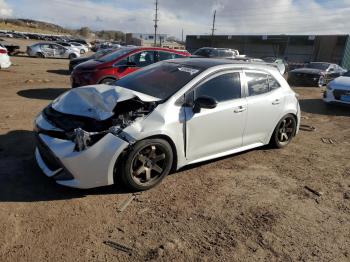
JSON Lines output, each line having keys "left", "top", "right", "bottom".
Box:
{"left": 75, "top": 59, "right": 103, "bottom": 70}
{"left": 329, "top": 76, "right": 350, "bottom": 90}
{"left": 290, "top": 68, "right": 323, "bottom": 75}
{"left": 51, "top": 85, "right": 160, "bottom": 121}
{"left": 70, "top": 56, "right": 91, "bottom": 64}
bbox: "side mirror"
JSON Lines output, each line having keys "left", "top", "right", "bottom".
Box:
{"left": 193, "top": 96, "right": 217, "bottom": 113}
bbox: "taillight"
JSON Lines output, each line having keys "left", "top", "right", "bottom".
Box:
{"left": 0, "top": 49, "right": 7, "bottom": 54}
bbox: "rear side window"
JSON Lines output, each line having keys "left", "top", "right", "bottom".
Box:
{"left": 268, "top": 75, "right": 281, "bottom": 90}
{"left": 246, "top": 73, "right": 269, "bottom": 96}
{"left": 195, "top": 72, "right": 241, "bottom": 102}
{"left": 246, "top": 72, "right": 281, "bottom": 96}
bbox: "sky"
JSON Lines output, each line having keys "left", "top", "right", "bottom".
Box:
{"left": 0, "top": 0, "right": 349, "bottom": 38}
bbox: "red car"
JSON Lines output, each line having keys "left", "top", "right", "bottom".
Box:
{"left": 71, "top": 47, "right": 190, "bottom": 87}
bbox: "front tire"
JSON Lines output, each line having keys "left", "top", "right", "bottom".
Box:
{"left": 80, "top": 49, "right": 85, "bottom": 54}
{"left": 69, "top": 53, "right": 77, "bottom": 60}
{"left": 270, "top": 114, "right": 297, "bottom": 148}
{"left": 99, "top": 78, "right": 116, "bottom": 85}
{"left": 120, "top": 139, "right": 173, "bottom": 191}
{"left": 318, "top": 75, "right": 325, "bottom": 87}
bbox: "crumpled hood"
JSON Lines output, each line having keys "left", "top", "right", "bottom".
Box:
{"left": 329, "top": 76, "right": 350, "bottom": 90}
{"left": 291, "top": 68, "right": 323, "bottom": 75}
{"left": 52, "top": 85, "right": 160, "bottom": 121}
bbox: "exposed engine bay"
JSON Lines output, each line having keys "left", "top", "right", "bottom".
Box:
{"left": 41, "top": 97, "right": 157, "bottom": 151}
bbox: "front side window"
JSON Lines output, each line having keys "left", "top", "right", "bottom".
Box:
{"left": 158, "top": 51, "right": 176, "bottom": 61}
{"left": 195, "top": 72, "right": 241, "bottom": 102}
{"left": 246, "top": 72, "right": 269, "bottom": 96}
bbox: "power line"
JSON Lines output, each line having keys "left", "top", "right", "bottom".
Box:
{"left": 154, "top": 0, "right": 159, "bottom": 47}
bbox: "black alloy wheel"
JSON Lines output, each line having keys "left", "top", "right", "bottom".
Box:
{"left": 120, "top": 139, "right": 173, "bottom": 191}
{"left": 271, "top": 114, "right": 297, "bottom": 148}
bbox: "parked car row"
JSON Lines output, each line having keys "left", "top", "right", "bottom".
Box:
{"left": 0, "top": 30, "right": 90, "bottom": 45}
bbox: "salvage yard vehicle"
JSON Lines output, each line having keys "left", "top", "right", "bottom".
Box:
{"left": 69, "top": 48, "right": 117, "bottom": 72}
{"left": 34, "top": 58, "right": 300, "bottom": 190}
{"left": 70, "top": 47, "right": 190, "bottom": 87}
{"left": 323, "top": 70, "right": 350, "bottom": 105}
{"left": 288, "top": 62, "right": 347, "bottom": 87}
{"left": 193, "top": 47, "right": 239, "bottom": 58}
{"left": 0, "top": 44, "right": 11, "bottom": 69}
{"left": 27, "top": 43, "right": 81, "bottom": 59}
{"left": 69, "top": 42, "right": 89, "bottom": 54}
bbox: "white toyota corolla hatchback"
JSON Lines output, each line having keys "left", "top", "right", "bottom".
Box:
{"left": 34, "top": 59, "right": 300, "bottom": 190}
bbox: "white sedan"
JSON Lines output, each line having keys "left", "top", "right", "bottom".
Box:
{"left": 34, "top": 59, "right": 300, "bottom": 190}
{"left": 0, "top": 44, "right": 11, "bottom": 69}
{"left": 324, "top": 71, "right": 350, "bottom": 105}
{"left": 69, "top": 42, "right": 89, "bottom": 54}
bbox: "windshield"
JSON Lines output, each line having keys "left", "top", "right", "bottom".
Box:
{"left": 114, "top": 61, "right": 203, "bottom": 100}
{"left": 96, "top": 47, "right": 134, "bottom": 63}
{"left": 306, "top": 63, "right": 330, "bottom": 70}
{"left": 94, "top": 49, "right": 114, "bottom": 59}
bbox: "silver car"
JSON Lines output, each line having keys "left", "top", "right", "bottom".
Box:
{"left": 27, "top": 43, "right": 80, "bottom": 59}
{"left": 34, "top": 59, "right": 300, "bottom": 190}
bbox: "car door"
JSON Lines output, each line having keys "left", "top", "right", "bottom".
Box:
{"left": 242, "top": 70, "right": 285, "bottom": 146}
{"left": 114, "top": 51, "right": 156, "bottom": 78}
{"left": 185, "top": 71, "right": 247, "bottom": 161}
{"left": 51, "top": 44, "right": 64, "bottom": 57}
{"left": 41, "top": 44, "right": 54, "bottom": 57}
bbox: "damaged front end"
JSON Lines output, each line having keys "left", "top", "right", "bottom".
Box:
{"left": 34, "top": 85, "right": 160, "bottom": 188}
{"left": 41, "top": 85, "right": 160, "bottom": 151}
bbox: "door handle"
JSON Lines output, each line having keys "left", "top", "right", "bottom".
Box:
{"left": 272, "top": 99, "right": 281, "bottom": 105}
{"left": 234, "top": 106, "right": 247, "bottom": 113}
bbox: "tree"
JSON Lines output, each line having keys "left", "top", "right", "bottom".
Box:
{"left": 78, "top": 27, "right": 91, "bottom": 38}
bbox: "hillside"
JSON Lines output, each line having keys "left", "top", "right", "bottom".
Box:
{"left": 0, "top": 19, "right": 72, "bottom": 35}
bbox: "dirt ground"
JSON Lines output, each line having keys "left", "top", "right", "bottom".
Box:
{"left": 0, "top": 40, "right": 350, "bottom": 262}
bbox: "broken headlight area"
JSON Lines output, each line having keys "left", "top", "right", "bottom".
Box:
{"left": 41, "top": 97, "right": 156, "bottom": 151}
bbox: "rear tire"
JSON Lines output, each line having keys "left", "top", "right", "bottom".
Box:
{"left": 100, "top": 78, "right": 116, "bottom": 85}
{"left": 318, "top": 76, "right": 325, "bottom": 87}
{"left": 270, "top": 114, "right": 297, "bottom": 148}
{"left": 120, "top": 139, "right": 173, "bottom": 191}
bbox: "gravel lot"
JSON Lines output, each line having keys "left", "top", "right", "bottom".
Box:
{"left": 0, "top": 41, "right": 350, "bottom": 261}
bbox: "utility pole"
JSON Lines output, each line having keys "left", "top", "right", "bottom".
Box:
{"left": 182, "top": 28, "right": 184, "bottom": 43}
{"left": 154, "top": 0, "right": 159, "bottom": 47}
{"left": 211, "top": 10, "right": 216, "bottom": 37}
{"left": 211, "top": 10, "right": 216, "bottom": 47}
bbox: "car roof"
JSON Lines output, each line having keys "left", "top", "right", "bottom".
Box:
{"left": 115, "top": 46, "right": 187, "bottom": 54}
{"left": 167, "top": 58, "right": 278, "bottom": 71}
{"left": 198, "top": 47, "right": 236, "bottom": 51}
